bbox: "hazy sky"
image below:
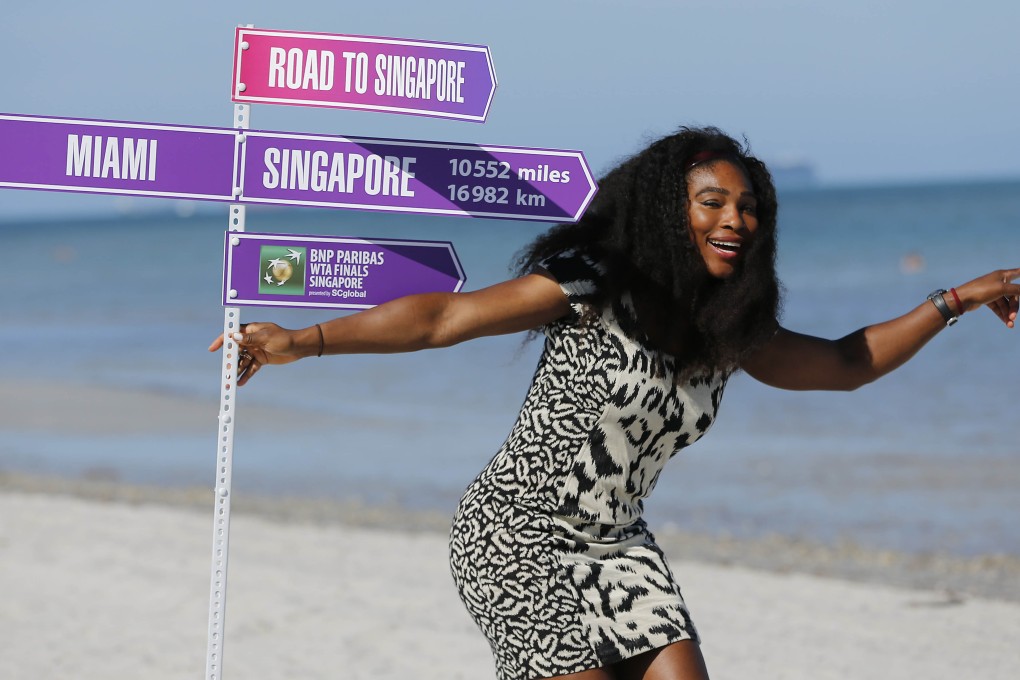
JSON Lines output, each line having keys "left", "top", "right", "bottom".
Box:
{"left": 2, "top": 0, "right": 1017, "bottom": 219}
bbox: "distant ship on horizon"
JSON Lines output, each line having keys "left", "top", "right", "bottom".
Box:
{"left": 769, "top": 156, "right": 817, "bottom": 190}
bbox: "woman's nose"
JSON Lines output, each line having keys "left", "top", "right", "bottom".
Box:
{"left": 721, "top": 204, "right": 744, "bottom": 229}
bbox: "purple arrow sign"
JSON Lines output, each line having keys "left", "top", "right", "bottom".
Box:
{"left": 238, "top": 131, "right": 598, "bottom": 221}
{"left": 231, "top": 27, "right": 497, "bottom": 122}
{"left": 0, "top": 113, "right": 597, "bottom": 222}
{"left": 0, "top": 113, "right": 238, "bottom": 201}
{"left": 223, "top": 232, "right": 465, "bottom": 310}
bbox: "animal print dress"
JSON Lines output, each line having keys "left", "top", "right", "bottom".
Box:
{"left": 449, "top": 251, "right": 728, "bottom": 680}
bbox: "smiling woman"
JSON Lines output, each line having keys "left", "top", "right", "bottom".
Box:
{"left": 514, "top": 127, "right": 783, "bottom": 371}
{"left": 215, "top": 126, "right": 1019, "bottom": 680}
{"left": 685, "top": 158, "right": 759, "bottom": 279}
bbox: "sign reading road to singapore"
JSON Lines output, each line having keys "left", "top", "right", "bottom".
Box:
{"left": 231, "top": 27, "right": 497, "bottom": 122}
{"left": 223, "top": 232, "right": 465, "bottom": 310}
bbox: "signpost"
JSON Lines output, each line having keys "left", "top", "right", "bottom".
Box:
{"left": 0, "top": 114, "right": 239, "bottom": 202}
{"left": 0, "top": 24, "right": 598, "bottom": 680}
{"left": 232, "top": 27, "right": 497, "bottom": 122}
{"left": 223, "top": 232, "right": 465, "bottom": 309}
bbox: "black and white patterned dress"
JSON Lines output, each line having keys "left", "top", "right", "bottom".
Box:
{"left": 449, "top": 251, "right": 728, "bottom": 680}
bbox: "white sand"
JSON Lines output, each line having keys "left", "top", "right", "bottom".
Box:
{"left": 2, "top": 491, "right": 1019, "bottom": 679}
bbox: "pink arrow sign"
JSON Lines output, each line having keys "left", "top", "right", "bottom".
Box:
{"left": 231, "top": 27, "right": 497, "bottom": 122}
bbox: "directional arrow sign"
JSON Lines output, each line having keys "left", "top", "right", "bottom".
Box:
{"left": 0, "top": 112, "right": 597, "bottom": 222}
{"left": 223, "top": 232, "right": 465, "bottom": 310}
{"left": 238, "top": 131, "right": 597, "bottom": 222}
{"left": 0, "top": 113, "right": 238, "bottom": 201}
{"left": 232, "top": 27, "right": 497, "bottom": 122}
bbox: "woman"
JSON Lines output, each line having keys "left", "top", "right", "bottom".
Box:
{"left": 211, "top": 127, "right": 1019, "bottom": 680}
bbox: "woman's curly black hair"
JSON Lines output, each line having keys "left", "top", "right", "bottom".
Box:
{"left": 515, "top": 126, "right": 783, "bottom": 375}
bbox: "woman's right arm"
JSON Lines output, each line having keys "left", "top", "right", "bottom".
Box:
{"left": 208, "top": 270, "right": 570, "bottom": 385}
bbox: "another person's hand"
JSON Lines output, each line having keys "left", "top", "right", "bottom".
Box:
{"left": 208, "top": 322, "right": 303, "bottom": 385}
{"left": 954, "top": 268, "right": 1020, "bottom": 328}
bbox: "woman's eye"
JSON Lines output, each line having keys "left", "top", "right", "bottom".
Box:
{"left": 702, "top": 200, "right": 721, "bottom": 208}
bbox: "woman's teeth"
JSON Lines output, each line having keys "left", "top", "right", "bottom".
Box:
{"left": 709, "top": 239, "right": 741, "bottom": 252}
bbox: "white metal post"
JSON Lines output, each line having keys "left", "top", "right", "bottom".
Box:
{"left": 205, "top": 100, "right": 250, "bottom": 680}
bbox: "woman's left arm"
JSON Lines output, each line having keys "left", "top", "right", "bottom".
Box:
{"left": 741, "top": 268, "right": 1020, "bottom": 391}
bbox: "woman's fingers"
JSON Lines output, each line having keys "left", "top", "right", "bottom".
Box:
{"left": 978, "top": 275, "right": 1018, "bottom": 326}
{"left": 210, "top": 322, "right": 263, "bottom": 352}
{"left": 1004, "top": 294, "right": 1018, "bottom": 328}
{"left": 209, "top": 322, "right": 281, "bottom": 386}
{"left": 230, "top": 322, "right": 278, "bottom": 351}
{"left": 984, "top": 269, "right": 1020, "bottom": 327}
{"left": 985, "top": 296, "right": 1010, "bottom": 325}
{"left": 231, "top": 322, "right": 254, "bottom": 346}
{"left": 230, "top": 322, "right": 300, "bottom": 375}
{"left": 237, "top": 350, "right": 260, "bottom": 386}
{"left": 235, "top": 337, "right": 267, "bottom": 385}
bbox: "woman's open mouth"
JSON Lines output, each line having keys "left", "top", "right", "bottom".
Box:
{"left": 708, "top": 238, "right": 743, "bottom": 259}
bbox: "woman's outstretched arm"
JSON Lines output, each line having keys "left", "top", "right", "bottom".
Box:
{"left": 741, "top": 268, "right": 1020, "bottom": 391}
{"left": 208, "top": 271, "right": 570, "bottom": 386}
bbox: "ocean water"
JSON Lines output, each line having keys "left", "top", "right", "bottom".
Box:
{"left": 1, "top": 179, "right": 1018, "bottom": 557}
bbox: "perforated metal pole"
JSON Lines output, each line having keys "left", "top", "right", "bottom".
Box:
{"left": 205, "top": 99, "right": 250, "bottom": 680}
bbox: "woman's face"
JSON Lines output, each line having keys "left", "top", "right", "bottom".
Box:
{"left": 685, "top": 159, "right": 759, "bottom": 279}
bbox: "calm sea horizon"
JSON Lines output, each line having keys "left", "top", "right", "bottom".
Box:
{"left": 2, "top": 177, "right": 1018, "bottom": 557}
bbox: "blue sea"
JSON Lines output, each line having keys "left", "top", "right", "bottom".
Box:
{"left": 2, "top": 179, "right": 1018, "bottom": 557}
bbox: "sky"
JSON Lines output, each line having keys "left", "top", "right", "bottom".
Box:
{"left": 2, "top": 0, "right": 1018, "bottom": 220}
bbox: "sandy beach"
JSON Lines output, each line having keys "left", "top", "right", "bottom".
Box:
{"left": 2, "top": 378, "right": 1019, "bottom": 679}
{"left": 2, "top": 475, "right": 1019, "bottom": 680}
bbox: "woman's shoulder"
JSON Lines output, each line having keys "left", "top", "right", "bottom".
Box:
{"left": 536, "top": 249, "right": 605, "bottom": 295}
{"left": 529, "top": 249, "right": 611, "bottom": 329}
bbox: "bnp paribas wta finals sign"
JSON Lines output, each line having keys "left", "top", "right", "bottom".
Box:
{"left": 0, "top": 24, "right": 598, "bottom": 680}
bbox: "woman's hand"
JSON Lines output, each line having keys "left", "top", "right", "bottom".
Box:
{"left": 954, "top": 267, "right": 1020, "bottom": 327}
{"left": 208, "top": 322, "right": 309, "bottom": 386}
